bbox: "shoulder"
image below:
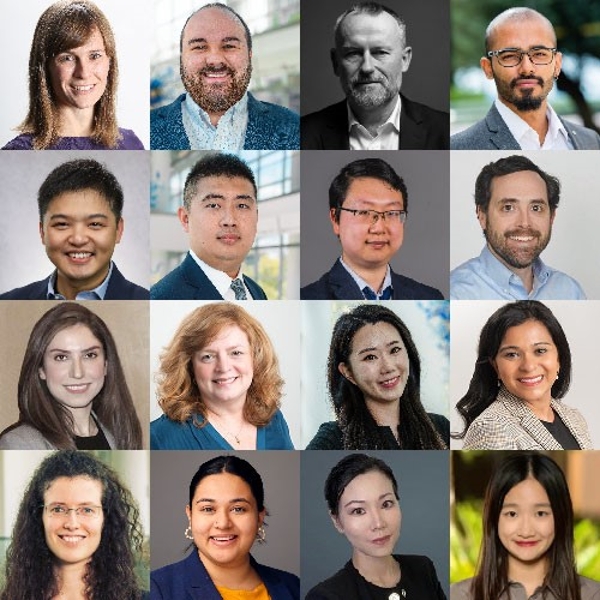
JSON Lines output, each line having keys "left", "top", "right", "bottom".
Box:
{"left": 117, "top": 128, "right": 145, "bottom": 150}
{"left": 151, "top": 95, "right": 188, "bottom": 149}
{"left": 150, "top": 265, "right": 187, "bottom": 299}
{"left": 542, "top": 267, "right": 586, "bottom": 299}
{"left": 243, "top": 274, "right": 268, "bottom": 299}
{"left": 305, "top": 422, "right": 342, "bottom": 450}
{"left": 427, "top": 413, "right": 450, "bottom": 442}
{"left": 450, "top": 578, "right": 474, "bottom": 600}
{"left": 150, "top": 415, "right": 193, "bottom": 449}
{"left": 108, "top": 264, "right": 149, "bottom": 299}
{"left": 305, "top": 564, "right": 353, "bottom": 600}
{"left": 301, "top": 101, "right": 346, "bottom": 126}
{"left": 402, "top": 96, "right": 449, "bottom": 123}
{"left": 450, "top": 257, "right": 487, "bottom": 299}
{"left": 264, "top": 410, "right": 294, "bottom": 448}
{"left": 0, "top": 423, "right": 53, "bottom": 450}
{"left": 450, "top": 117, "right": 491, "bottom": 150}
{"left": 397, "top": 554, "right": 440, "bottom": 579}
{"left": 2, "top": 134, "right": 34, "bottom": 150}
{"left": 462, "top": 401, "right": 520, "bottom": 450}
{"left": 246, "top": 94, "right": 299, "bottom": 150}
{"left": 254, "top": 560, "right": 300, "bottom": 594}
{"left": 390, "top": 270, "right": 444, "bottom": 299}
{"left": 300, "top": 272, "right": 331, "bottom": 299}
{"left": 151, "top": 555, "right": 193, "bottom": 590}
{"left": 579, "top": 575, "right": 600, "bottom": 598}
{"left": 0, "top": 279, "right": 47, "bottom": 300}
{"left": 151, "top": 95, "right": 185, "bottom": 120}
{"left": 560, "top": 117, "right": 600, "bottom": 149}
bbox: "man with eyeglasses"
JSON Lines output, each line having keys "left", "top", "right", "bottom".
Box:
{"left": 451, "top": 7, "right": 600, "bottom": 150}
{"left": 300, "top": 158, "right": 443, "bottom": 300}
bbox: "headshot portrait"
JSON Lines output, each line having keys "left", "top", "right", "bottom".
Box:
{"left": 450, "top": 300, "right": 599, "bottom": 450}
{"left": 150, "top": 451, "right": 300, "bottom": 598}
{"left": 0, "top": 300, "right": 149, "bottom": 449}
{"left": 301, "top": 0, "right": 450, "bottom": 150}
{"left": 151, "top": 0, "right": 300, "bottom": 150}
{"left": 301, "top": 450, "right": 449, "bottom": 599}
{"left": 451, "top": 451, "right": 600, "bottom": 598}
{"left": 301, "top": 300, "right": 449, "bottom": 449}
{"left": 301, "top": 150, "right": 449, "bottom": 300}
{"left": 450, "top": 151, "right": 600, "bottom": 300}
{"left": 0, "top": 449, "right": 150, "bottom": 600}
{"left": 150, "top": 150, "right": 300, "bottom": 300}
{"left": 150, "top": 300, "right": 300, "bottom": 450}
{"left": 450, "top": 4, "right": 600, "bottom": 150}
{"left": 0, "top": 151, "right": 150, "bottom": 300}
{"left": 0, "top": 0, "right": 149, "bottom": 149}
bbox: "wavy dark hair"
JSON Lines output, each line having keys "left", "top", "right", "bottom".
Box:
{"left": 328, "top": 304, "right": 446, "bottom": 449}
{"left": 470, "top": 452, "right": 580, "bottom": 600}
{"left": 4, "top": 303, "right": 142, "bottom": 449}
{"left": 454, "top": 301, "right": 571, "bottom": 439}
{"left": 1, "top": 450, "right": 146, "bottom": 600}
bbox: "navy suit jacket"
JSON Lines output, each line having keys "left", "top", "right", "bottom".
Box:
{"left": 301, "top": 94, "right": 449, "bottom": 150}
{"left": 151, "top": 252, "right": 267, "bottom": 300}
{"left": 451, "top": 103, "right": 600, "bottom": 150}
{"left": 0, "top": 263, "right": 149, "bottom": 300}
{"left": 151, "top": 93, "right": 300, "bottom": 150}
{"left": 300, "top": 259, "right": 444, "bottom": 300}
{"left": 151, "top": 551, "right": 300, "bottom": 600}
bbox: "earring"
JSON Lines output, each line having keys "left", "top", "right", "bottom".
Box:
{"left": 185, "top": 526, "right": 193, "bottom": 540}
{"left": 256, "top": 525, "right": 267, "bottom": 544}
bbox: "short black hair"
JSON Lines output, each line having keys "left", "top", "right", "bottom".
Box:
{"left": 180, "top": 2, "right": 252, "bottom": 53}
{"left": 475, "top": 155, "right": 560, "bottom": 213}
{"left": 38, "top": 159, "right": 124, "bottom": 221}
{"left": 183, "top": 153, "right": 257, "bottom": 210}
{"left": 329, "top": 158, "right": 408, "bottom": 222}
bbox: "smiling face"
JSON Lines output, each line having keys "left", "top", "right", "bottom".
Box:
{"left": 49, "top": 27, "right": 110, "bottom": 113}
{"left": 179, "top": 175, "right": 257, "bottom": 279}
{"left": 498, "top": 477, "right": 555, "bottom": 571}
{"left": 332, "top": 470, "right": 401, "bottom": 562}
{"left": 482, "top": 15, "right": 561, "bottom": 113}
{"left": 331, "top": 177, "right": 405, "bottom": 276}
{"left": 332, "top": 11, "right": 411, "bottom": 113}
{"left": 192, "top": 325, "right": 254, "bottom": 411}
{"left": 493, "top": 319, "right": 560, "bottom": 408}
{"left": 43, "top": 476, "right": 104, "bottom": 568}
{"left": 186, "top": 472, "right": 265, "bottom": 570}
{"left": 39, "top": 324, "right": 107, "bottom": 413}
{"left": 181, "top": 6, "right": 252, "bottom": 119}
{"left": 477, "top": 170, "right": 554, "bottom": 272}
{"left": 40, "top": 189, "right": 123, "bottom": 299}
{"left": 339, "top": 321, "right": 409, "bottom": 411}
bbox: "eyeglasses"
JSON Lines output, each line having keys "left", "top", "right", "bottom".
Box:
{"left": 487, "top": 47, "right": 557, "bottom": 67}
{"left": 337, "top": 207, "right": 407, "bottom": 224}
{"left": 42, "top": 504, "right": 103, "bottom": 519}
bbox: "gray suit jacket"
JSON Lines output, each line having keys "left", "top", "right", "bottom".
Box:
{"left": 451, "top": 104, "right": 600, "bottom": 150}
{"left": 462, "top": 389, "right": 593, "bottom": 450}
{"left": 0, "top": 417, "right": 116, "bottom": 450}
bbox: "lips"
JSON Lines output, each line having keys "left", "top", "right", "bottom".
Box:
{"left": 518, "top": 375, "right": 543, "bottom": 385}
{"left": 218, "top": 234, "right": 241, "bottom": 244}
{"left": 66, "top": 251, "right": 94, "bottom": 263}
{"left": 59, "top": 534, "right": 86, "bottom": 545}
{"left": 379, "top": 376, "right": 400, "bottom": 389}
{"left": 210, "top": 535, "right": 238, "bottom": 546}
{"left": 212, "top": 376, "right": 238, "bottom": 385}
{"left": 371, "top": 535, "right": 392, "bottom": 545}
{"left": 64, "top": 384, "right": 91, "bottom": 393}
{"left": 515, "top": 540, "right": 539, "bottom": 547}
{"left": 512, "top": 77, "right": 544, "bottom": 89}
{"left": 72, "top": 84, "right": 95, "bottom": 92}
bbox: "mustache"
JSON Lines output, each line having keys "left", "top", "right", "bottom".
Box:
{"left": 504, "top": 228, "right": 541, "bottom": 238}
{"left": 510, "top": 76, "right": 544, "bottom": 88}
{"left": 198, "top": 64, "right": 236, "bottom": 77}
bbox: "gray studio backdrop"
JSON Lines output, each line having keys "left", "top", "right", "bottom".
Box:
{"left": 0, "top": 151, "right": 150, "bottom": 294}
{"left": 150, "top": 451, "right": 300, "bottom": 575}
{"left": 300, "top": 450, "right": 450, "bottom": 597}
{"left": 300, "top": 0, "right": 450, "bottom": 115}
{"left": 300, "top": 150, "right": 450, "bottom": 297}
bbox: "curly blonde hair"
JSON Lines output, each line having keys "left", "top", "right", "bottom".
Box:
{"left": 157, "top": 303, "right": 284, "bottom": 427}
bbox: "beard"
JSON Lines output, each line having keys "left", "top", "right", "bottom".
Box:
{"left": 344, "top": 77, "right": 398, "bottom": 109}
{"left": 495, "top": 73, "right": 553, "bottom": 112}
{"left": 484, "top": 226, "right": 551, "bottom": 269}
{"left": 182, "top": 61, "right": 252, "bottom": 114}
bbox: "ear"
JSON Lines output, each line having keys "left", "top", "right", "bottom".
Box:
{"left": 476, "top": 205, "right": 487, "bottom": 231}
{"left": 400, "top": 46, "right": 412, "bottom": 72}
{"left": 39, "top": 221, "right": 46, "bottom": 245}
{"left": 258, "top": 508, "right": 266, "bottom": 527}
{"left": 185, "top": 505, "right": 191, "bottom": 522}
{"left": 330, "top": 208, "right": 340, "bottom": 237}
{"left": 338, "top": 362, "right": 355, "bottom": 385}
{"left": 103, "top": 360, "right": 108, "bottom": 377}
{"left": 553, "top": 51, "right": 562, "bottom": 79}
{"left": 178, "top": 206, "right": 190, "bottom": 232}
{"left": 39, "top": 367, "right": 47, "bottom": 381}
{"left": 115, "top": 218, "right": 124, "bottom": 244}
{"left": 549, "top": 209, "right": 556, "bottom": 227}
{"left": 330, "top": 48, "right": 340, "bottom": 77}
{"left": 490, "top": 357, "right": 499, "bottom": 376}
{"left": 480, "top": 56, "right": 493, "bottom": 79}
{"left": 330, "top": 511, "right": 344, "bottom": 534}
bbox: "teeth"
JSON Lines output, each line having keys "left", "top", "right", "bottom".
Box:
{"left": 205, "top": 72, "right": 228, "bottom": 78}
{"left": 65, "top": 384, "right": 88, "bottom": 391}
{"left": 214, "top": 377, "right": 236, "bottom": 384}
{"left": 520, "top": 375, "right": 543, "bottom": 383}
{"left": 69, "top": 252, "right": 92, "bottom": 259}
{"left": 212, "top": 536, "right": 235, "bottom": 541}
{"left": 74, "top": 85, "right": 93, "bottom": 91}
{"left": 381, "top": 377, "right": 398, "bottom": 385}
{"left": 510, "top": 235, "right": 534, "bottom": 242}
{"left": 61, "top": 536, "right": 84, "bottom": 542}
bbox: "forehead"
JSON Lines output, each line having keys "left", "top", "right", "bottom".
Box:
{"left": 45, "top": 189, "right": 113, "bottom": 215}
{"left": 44, "top": 475, "right": 103, "bottom": 501}
{"left": 191, "top": 175, "right": 256, "bottom": 200}
{"left": 344, "top": 177, "right": 404, "bottom": 206}
{"left": 351, "top": 321, "right": 403, "bottom": 350}
{"left": 503, "top": 477, "right": 550, "bottom": 504}
{"left": 337, "top": 11, "right": 403, "bottom": 46}
{"left": 47, "top": 323, "right": 101, "bottom": 348}
{"left": 490, "top": 170, "right": 547, "bottom": 200}
{"left": 183, "top": 7, "right": 247, "bottom": 45}
{"left": 340, "top": 470, "right": 395, "bottom": 500}
{"left": 202, "top": 324, "right": 250, "bottom": 348}
{"left": 192, "top": 472, "right": 255, "bottom": 502}
{"left": 488, "top": 15, "right": 556, "bottom": 49}
{"left": 500, "top": 319, "right": 553, "bottom": 345}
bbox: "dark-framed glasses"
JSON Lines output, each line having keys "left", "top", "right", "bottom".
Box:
{"left": 337, "top": 207, "right": 407, "bottom": 224}
{"left": 487, "top": 47, "right": 557, "bottom": 67}
{"left": 42, "top": 503, "right": 103, "bottom": 519}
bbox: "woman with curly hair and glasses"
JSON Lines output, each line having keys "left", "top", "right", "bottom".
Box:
{"left": 1, "top": 450, "right": 148, "bottom": 600}
{"left": 2, "top": 0, "right": 143, "bottom": 150}
{"left": 150, "top": 302, "right": 293, "bottom": 450}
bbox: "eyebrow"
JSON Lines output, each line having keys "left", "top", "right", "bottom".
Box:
{"left": 200, "top": 193, "right": 255, "bottom": 202}
{"left": 343, "top": 492, "right": 394, "bottom": 508}
{"left": 494, "top": 197, "right": 548, "bottom": 204}
{"left": 198, "top": 343, "right": 247, "bottom": 353}
{"left": 498, "top": 341, "right": 552, "bottom": 353}
{"left": 47, "top": 345, "right": 102, "bottom": 354}
{"left": 356, "top": 340, "right": 402, "bottom": 356}
{"left": 187, "top": 36, "right": 243, "bottom": 46}
{"left": 195, "top": 497, "right": 252, "bottom": 504}
{"left": 502, "top": 502, "right": 552, "bottom": 508}
{"left": 48, "top": 213, "right": 110, "bottom": 220}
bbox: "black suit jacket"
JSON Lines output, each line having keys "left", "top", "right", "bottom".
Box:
{"left": 150, "top": 252, "right": 267, "bottom": 300}
{"left": 0, "top": 263, "right": 149, "bottom": 300}
{"left": 300, "top": 259, "right": 444, "bottom": 300}
{"left": 301, "top": 94, "right": 449, "bottom": 149}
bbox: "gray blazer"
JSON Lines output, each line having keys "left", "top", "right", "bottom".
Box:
{"left": 462, "top": 389, "right": 593, "bottom": 450}
{"left": 451, "top": 104, "right": 600, "bottom": 150}
{"left": 0, "top": 416, "right": 117, "bottom": 450}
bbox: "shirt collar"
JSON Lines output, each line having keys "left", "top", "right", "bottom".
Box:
{"left": 347, "top": 95, "right": 401, "bottom": 133}
{"left": 46, "top": 261, "right": 114, "bottom": 300}
{"left": 480, "top": 245, "right": 549, "bottom": 290}
{"left": 188, "top": 250, "right": 249, "bottom": 300}
{"left": 339, "top": 256, "right": 392, "bottom": 297}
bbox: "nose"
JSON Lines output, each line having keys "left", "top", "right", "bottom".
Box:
{"left": 518, "top": 514, "right": 535, "bottom": 537}
{"left": 219, "top": 204, "right": 237, "bottom": 227}
{"left": 368, "top": 212, "right": 386, "bottom": 233}
{"left": 518, "top": 352, "right": 536, "bottom": 372}
{"left": 518, "top": 52, "right": 537, "bottom": 73}
{"left": 379, "top": 353, "right": 395, "bottom": 373}
{"left": 214, "top": 508, "right": 232, "bottom": 529}
{"left": 68, "top": 223, "right": 89, "bottom": 245}
{"left": 63, "top": 509, "right": 81, "bottom": 528}
{"left": 360, "top": 51, "right": 375, "bottom": 74}
{"left": 516, "top": 206, "right": 532, "bottom": 228}
{"left": 215, "top": 353, "right": 231, "bottom": 372}
{"left": 370, "top": 508, "right": 385, "bottom": 530}
{"left": 70, "top": 356, "right": 84, "bottom": 379}
{"left": 73, "top": 57, "right": 92, "bottom": 79}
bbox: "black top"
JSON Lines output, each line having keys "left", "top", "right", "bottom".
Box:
{"left": 305, "top": 413, "right": 449, "bottom": 450}
{"left": 541, "top": 411, "right": 581, "bottom": 450}
{"left": 305, "top": 555, "right": 447, "bottom": 600}
{"left": 75, "top": 427, "right": 111, "bottom": 450}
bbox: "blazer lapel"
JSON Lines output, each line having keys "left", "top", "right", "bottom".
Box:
{"left": 328, "top": 260, "right": 365, "bottom": 299}
{"left": 181, "top": 253, "right": 223, "bottom": 300}
{"left": 324, "top": 101, "right": 351, "bottom": 149}
{"left": 485, "top": 105, "right": 521, "bottom": 150}
{"left": 551, "top": 400, "right": 591, "bottom": 449}
{"left": 399, "top": 96, "right": 427, "bottom": 149}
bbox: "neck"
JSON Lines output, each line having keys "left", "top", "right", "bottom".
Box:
{"left": 500, "top": 97, "right": 549, "bottom": 144}
{"left": 68, "top": 406, "right": 96, "bottom": 437}
{"left": 55, "top": 267, "right": 109, "bottom": 299}
{"left": 352, "top": 553, "right": 399, "bottom": 588}
{"left": 54, "top": 562, "right": 88, "bottom": 599}
{"left": 56, "top": 106, "right": 95, "bottom": 137}
{"left": 524, "top": 397, "right": 554, "bottom": 421}
{"left": 366, "top": 399, "right": 399, "bottom": 430}
{"left": 349, "top": 97, "right": 397, "bottom": 136}
{"left": 199, "top": 551, "right": 259, "bottom": 590}
{"left": 507, "top": 555, "right": 548, "bottom": 597}
{"left": 342, "top": 255, "right": 388, "bottom": 293}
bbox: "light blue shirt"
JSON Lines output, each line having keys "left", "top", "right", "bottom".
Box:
{"left": 46, "top": 262, "right": 114, "bottom": 300}
{"left": 450, "top": 246, "right": 586, "bottom": 300}
{"left": 339, "top": 256, "right": 393, "bottom": 299}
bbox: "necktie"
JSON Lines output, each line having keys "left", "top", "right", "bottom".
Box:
{"left": 362, "top": 286, "right": 393, "bottom": 300}
{"left": 231, "top": 278, "right": 248, "bottom": 300}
